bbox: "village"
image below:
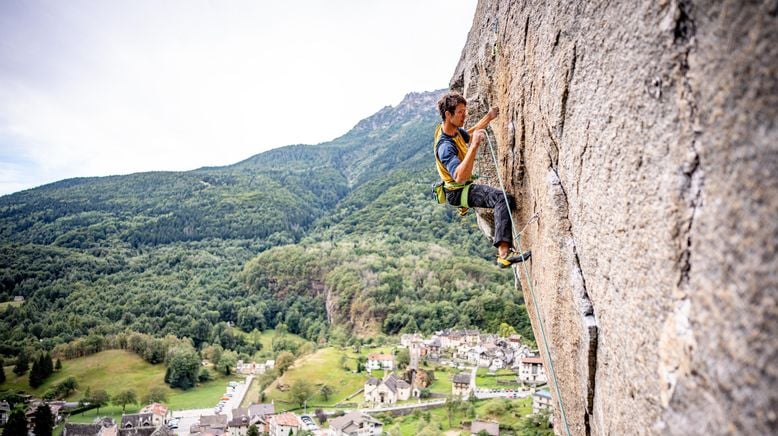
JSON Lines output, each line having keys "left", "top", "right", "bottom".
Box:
{"left": 0, "top": 328, "right": 553, "bottom": 436}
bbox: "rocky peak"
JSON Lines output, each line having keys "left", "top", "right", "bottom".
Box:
{"left": 351, "top": 90, "right": 441, "bottom": 133}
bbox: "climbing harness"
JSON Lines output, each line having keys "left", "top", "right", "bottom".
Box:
{"left": 432, "top": 124, "right": 478, "bottom": 216}
{"left": 484, "top": 129, "right": 573, "bottom": 436}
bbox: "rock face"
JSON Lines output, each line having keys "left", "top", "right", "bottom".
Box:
{"left": 452, "top": 1, "right": 777, "bottom": 434}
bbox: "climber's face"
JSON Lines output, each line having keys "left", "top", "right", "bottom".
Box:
{"left": 448, "top": 103, "right": 467, "bottom": 128}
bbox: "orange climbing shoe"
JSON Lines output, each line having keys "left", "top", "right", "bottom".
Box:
{"left": 497, "top": 250, "right": 532, "bottom": 268}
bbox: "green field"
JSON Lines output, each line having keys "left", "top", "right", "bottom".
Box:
{"left": 475, "top": 368, "right": 519, "bottom": 390}
{"left": 0, "top": 300, "right": 23, "bottom": 311}
{"left": 382, "top": 396, "right": 534, "bottom": 435}
{"left": 0, "top": 349, "right": 244, "bottom": 423}
{"left": 244, "top": 347, "right": 368, "bottom": 410}
{"left": 232, "top": 328, "right": 310, "bottom": 360}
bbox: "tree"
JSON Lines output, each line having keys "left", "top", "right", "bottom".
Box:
{"left": 142, "top": 387, "right": 167, "bottom": 404}
{"left": 276, "top": 351, "right": 295, "bottom": 375}
{"left": 446, "top": 395, "right": 462, "bottom": 427}
{"left": 113, "top": 389, "right": 138, "bottom": 412}
{"left": 59, "top": 377, "right": 79, "bottom": 397}
{"left": 289, "top": 380, "right": 314, "bottom": 407}
{"left": 29, "top": 357, "right": 43, "bottom": 388}
{"left": 33, "top": 403, "right": 55, "bottom": 436}
{"left": 13, "top": 350, "right": 29, "bottom": 376}
{"left": 4, "top": 409, "right": 28, "bottom": 436}
{"left": 54, "top": 358, "right": 62, "bottom": 371}
{"left": 91, "top": 390, "right": 111, "bottom": 415}
{"left": 396, "top": 348, "right": 410, "bottom": 369}
{"left": 498, "top": 322, "right": 518, "bottom": 338}
{"left": 246, "top": 424, "right": 260, "bottom": 436}
{"left": 165, "top": 345, "right": 200, "bottom": 389}
{"left": 0, "top": 357, "right": 5, "bottom": 383}
{"left": 319, "top": 384, "right": 333, "bottom": 401}
{"left": 216, "top": 350, "right": 238, "bottom": 376}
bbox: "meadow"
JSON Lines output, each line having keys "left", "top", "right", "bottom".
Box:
{"left": 1, "top": 349, "right": 243, "bottom": 423}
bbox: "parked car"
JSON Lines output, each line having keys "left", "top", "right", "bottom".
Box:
{"left": 300, "top": 415, "right": 319, "bottom": 431}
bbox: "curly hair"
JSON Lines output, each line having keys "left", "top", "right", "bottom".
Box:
{"left": 437, "top": 91, "right": 467, "bottom": 121}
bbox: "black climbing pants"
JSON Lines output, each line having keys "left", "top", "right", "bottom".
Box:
{"left": 445, "top": 183, "right": 515, "bottom": 248}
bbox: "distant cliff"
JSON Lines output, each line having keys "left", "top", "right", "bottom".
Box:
{"left": 453, "top": 1, "right": 776, "bottom": 434}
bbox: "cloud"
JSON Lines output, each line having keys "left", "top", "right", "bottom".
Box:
{"left": 0, "top": 0, "right": 476, "bottom": 195}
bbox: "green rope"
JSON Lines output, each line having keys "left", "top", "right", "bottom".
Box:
{"left": 484, "top": 129, "right": 573, "bottom": 436}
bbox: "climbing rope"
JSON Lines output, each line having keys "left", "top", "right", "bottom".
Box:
{"left": 484, "top": 129, "right": 573, "bottom": 436}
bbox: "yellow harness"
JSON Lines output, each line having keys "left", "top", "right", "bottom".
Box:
{"left": 433, "top": 124, "right": 476, "bottom": 210}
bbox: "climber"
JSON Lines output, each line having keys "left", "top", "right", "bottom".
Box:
{"left": 434, "top": 91, "right": 531, "bottom": 268}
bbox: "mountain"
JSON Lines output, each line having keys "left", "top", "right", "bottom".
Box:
{"left": 0, "top": 90, "right": 532, "bottom": 357}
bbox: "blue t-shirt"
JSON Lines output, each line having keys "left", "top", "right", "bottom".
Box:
{"left": 436, "top": 127, "right": 471, "bottom": 177}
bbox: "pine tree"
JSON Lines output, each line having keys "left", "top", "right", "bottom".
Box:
{"left": 29, "top": 357, "right": 43, "bottom": 388}
{"left": 13, "top": 350, "right": 29, "bottom": 376}
{"left": 33, "top": 403, "right": 54, "bottom": 436}
{"left": 54, "top": 358, "right": 62, "bottom": 371}
{"left": 4, "top": 409, "right": 28, "bottom": 436}
{"left": 43, "top": 353, "right": 54, "bottom": 377}
{"left": 0, "top": 357, "right": 6, "bottom": 383}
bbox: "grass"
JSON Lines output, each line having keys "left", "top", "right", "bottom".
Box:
{"left": 231, "top": 328, "right": 310, "bottom": 360}
{"left": 475, "top": 368, "right": 519, "bottom": 390}
{"left": 382, "top": 396, "right": 534, "bottom": 435}
{"left": 0, "top": 300, "right": 23, "bottom": 311}
{"left": 246, "top": 347, "right": 368, "bottom": 410}
{"left": 425, "top": 365, "right": 459, "bottom": 395}
{"left": 1, "top": 350, "right": 244, "bottom": 423}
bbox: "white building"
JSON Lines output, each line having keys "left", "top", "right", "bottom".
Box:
{"left": 366, "top": 353, "right": 394, "bottom": 371}
{"left": 269, "top": 413, "right": 300, "bottom": 436}
{"left": 533, "top": 390, "right": 553, "bottom": 414}
{"left": 519, "top": 356, "right": 547, "bottom": 384}
{"left": 364, "top": 373, "right": 411, "bottom": 405}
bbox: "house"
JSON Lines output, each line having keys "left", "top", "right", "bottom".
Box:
{"left": 424, "top": 337, "right": 442, "bottom": 358}
{"left": 63, "top": 418, "right": 118, "bottom": 436}
{"left": 228, "top": 404, "right": 274, "bottom": 436}
{"left": 118, "top": 413, "right": 158, "bottom": 436}
{"left": 366, "top": 353, "right": 394, "bottom": 371}
{"left": 139, "top": 403, "right": 170, "bottom": 427}
{"left": 247, "top": 403, "right": 275, "bottom": 418}
{"left": 466, "top": 346, "right": 482, "bottom": 364}
{"left": 478, "top": 351, "right": 492, "bottom": 368}
{"left": 437, "top": 330, "right": 465, "bottom": 349}
{"left": 26, "top": 401, "right": 67, "bottom": 425}
{"left": 471, "top": 420, "right": 500, "bottom": 436}
{"left": 364, "top": 373, "right": 411, "bottom": 405}
{"left": 190, "top": 414, "right": 228, "bottom": 435}
{"left": 0, "top": 401, "right": 10, "bottom": 425}
{"left": 464, "top": 329, "right": 481, "bottom": 345}
{"left": 268, "top": 412, "right": 300, "bottom": 436}
{"left": 452, "top": 372, "right": 472, "bottom": 399}
{"left": 329, "top": 411, "right": 384, "bottom": 436}
{"left": 519, "top": 356, "right": 547, "bottom": 384}
{"left": 533, "top": 390, "right": 553, "bottom": 414}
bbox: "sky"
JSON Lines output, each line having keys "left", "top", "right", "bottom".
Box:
{"left": 0, "top": 0, "right": 477, "bottom": 195}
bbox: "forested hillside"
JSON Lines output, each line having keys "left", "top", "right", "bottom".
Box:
{"left": 0, "top": 90, "right": 532, "bottom": 361}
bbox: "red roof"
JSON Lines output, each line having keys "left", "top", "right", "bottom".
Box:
{"left": 367, "top": 353, "right": 393, "bottom": 361}
{"left": 140, "top": 403, "right": 168, "bottom": 416}
{"left": 522, "top": 356, "right": 543, "bottom": 364}
{"left": 273, "top": 413, "right": 300, "bottom": 427}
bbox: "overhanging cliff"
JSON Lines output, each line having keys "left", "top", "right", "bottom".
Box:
{"left": 453, "top": 1, "right": 777, "bottom": 434}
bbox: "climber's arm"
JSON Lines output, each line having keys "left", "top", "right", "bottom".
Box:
{"left": 467, "top": 106, "right": 500, "bottom": 135}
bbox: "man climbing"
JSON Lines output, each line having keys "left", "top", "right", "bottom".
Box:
{"left": 434, "top": 91, "right": 531, "bottom": 268}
